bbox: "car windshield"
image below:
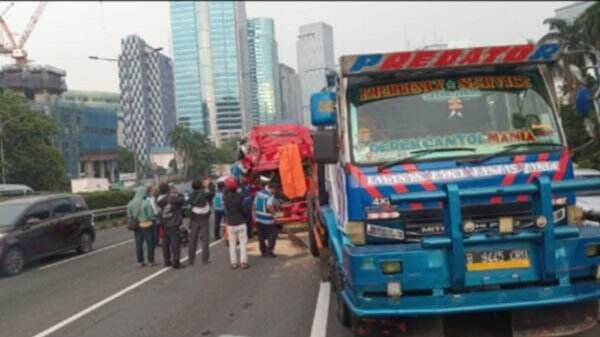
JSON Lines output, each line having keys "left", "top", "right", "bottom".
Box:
{"left": 348, "top": 71, "right": 562, "bottom": 165}
{"left": 0, "top": 202, "right": 29, "bottom": 227}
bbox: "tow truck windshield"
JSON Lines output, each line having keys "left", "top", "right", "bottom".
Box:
{"left": 348, "top": 70, "right": 563, "bottom": 165}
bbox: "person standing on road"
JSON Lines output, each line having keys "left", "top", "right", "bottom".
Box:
{"left": 254, "top": 177, "right": 280, "bottom": 258}
{"left": 127, "top": 186, "right": 157, "bottom": 267}
{"left": 213, "top": 181, "right": 225, "bottom": 240}
{"left": 147, "top": 185, "right": 160, "bottom": 246}
{"left": 223, "top": 177, "right": 249, "bottom": 269}
{"left": 187, "top": 178, "right": 213, "bottom": 265}
{"left": 157, "top": 182, "right": 186, "bottom": 269}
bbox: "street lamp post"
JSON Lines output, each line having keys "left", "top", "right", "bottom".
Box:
{"left": 89, "top": 47, "right": 163, "bottom": 185}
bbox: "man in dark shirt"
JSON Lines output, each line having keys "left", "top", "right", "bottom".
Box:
{"left": 157, "top": 182, "right": 186, "bottom": 269}
{"left": 223, "top": 177, "right": 249, "bottom": 269}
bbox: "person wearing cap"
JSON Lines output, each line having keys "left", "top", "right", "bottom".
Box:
{"left": 223, "top": 176, "right": 249, "bottom": 269}
{"left": 253, "top": 176, "right": 280, "bottom": 257}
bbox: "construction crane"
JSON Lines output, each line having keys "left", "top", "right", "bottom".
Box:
{"left": 0, "top": 1, "right": 47, "bottom": 65}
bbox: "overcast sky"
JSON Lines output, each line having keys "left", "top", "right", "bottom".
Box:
{"left": 0, "top": 1, "right": 574, "bottom": 93}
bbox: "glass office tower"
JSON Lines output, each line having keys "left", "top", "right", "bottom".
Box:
{"left": 247, "top": 17, "right": 282, "bottom": 125}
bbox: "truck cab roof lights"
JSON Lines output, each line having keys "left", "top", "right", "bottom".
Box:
{"left": 341, "top": 42, "right": 562, "bottom": 76}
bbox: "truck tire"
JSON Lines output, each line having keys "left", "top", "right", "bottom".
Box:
{"left": 307, "top": 197, "right": 320, "bottom": 258}
{"left": 332, "top": 259, "right": 351, "bottom": 327}
{"left": 336, "top": 286, "right": 352, "bottom": 327}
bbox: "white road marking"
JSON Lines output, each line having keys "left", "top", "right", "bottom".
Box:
{"left": 310, "top": 281, "right": 331, "bottom": 337}
{"left": 37, "top": 239, "right": 134, "bottom": 271}
{"left": 31, "top": 239, "right": 223, "bottom": 337}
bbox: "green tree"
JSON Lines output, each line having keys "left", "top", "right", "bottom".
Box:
{"left": 0, "top": 89, "right": 67, "bottom": 190}
{"left": 215, "top": 136, "right": 240, "bottom": 164}
{"left": 576, "top": 2, "right": 600, "bottom": 50}
{"left": 117, "top": 146, "right": 135, "bottom": 172}
{"left": 541, "top": 17, "right": 589, "bottom": 103}
{"left": 169, "top": 124, "right": 222, "bottom": 179}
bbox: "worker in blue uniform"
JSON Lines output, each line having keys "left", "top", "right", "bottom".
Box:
{"left": 253, "top": 176, "right": 279, "bottom": 257}
{"left": 212, "top": 181, "right": 225, "bottom": 240}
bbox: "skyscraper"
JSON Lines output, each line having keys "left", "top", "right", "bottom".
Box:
{"left": 247, "top": 17, "right": 282, "bottom": 125}
{"left": 170, "top": 2, "right": 205, "bottom": 133}
{"left": 119, "top": 35, "right": 176, "bottom": 163}
{"left": 169, "top": 1, "right": 251, "bottom": 146}
{"left": 278, "top": 63, "right": 303, "bottom": 124}
{"left": 296, "top": 22, "right": 335, "bottom": 127}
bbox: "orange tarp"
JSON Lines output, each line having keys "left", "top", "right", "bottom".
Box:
{"left": 278, "top": 143, "right": 306, "bottom": 199}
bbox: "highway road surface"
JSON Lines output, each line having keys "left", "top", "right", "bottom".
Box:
{"left": 1, "top": 225, "right": 599, "bottom": 337}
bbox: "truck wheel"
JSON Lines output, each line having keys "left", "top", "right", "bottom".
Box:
{"left": 332, "top": 259, "right": 351, "bottom": 327}
{"left": 2, "top": 247, "right": 25, "bottom": 276}
{"left": 336, "top": 287, "right": 352, "bottom": 327}
{"left": 307, "top": 197, "right": 320, "bottom": 258}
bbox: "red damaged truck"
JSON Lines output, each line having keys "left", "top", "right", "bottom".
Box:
{"left": 238, "top": 124, "right": 316, "bottom": 227}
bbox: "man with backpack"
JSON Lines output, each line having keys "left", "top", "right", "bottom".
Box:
{"left": 187, "top": 178, "right": 214, "bottom": 265}
{"left": 157, "top": 182, "right": 186, "bottom": 269}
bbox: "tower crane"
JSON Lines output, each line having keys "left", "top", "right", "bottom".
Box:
{"left": 0, "top": 1, "right": 47, "bottom": 65}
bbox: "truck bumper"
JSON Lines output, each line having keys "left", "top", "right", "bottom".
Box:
{"left": 341, "top": 225, "right": 600, "bottom": 317}
{"left": 343, "top": 280, "right": 600, "bottom": 317}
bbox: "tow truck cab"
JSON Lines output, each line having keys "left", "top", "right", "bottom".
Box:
{"left": 310, "top": 42, "right": 600, "bottom": 335}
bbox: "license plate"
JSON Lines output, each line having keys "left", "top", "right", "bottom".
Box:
{"left": 466, "top": 249, "right": 530, "bottom": 271}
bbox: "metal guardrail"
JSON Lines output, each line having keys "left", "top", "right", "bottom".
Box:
{"left": 91, "top": 206, "right": 127, "bottom": 221}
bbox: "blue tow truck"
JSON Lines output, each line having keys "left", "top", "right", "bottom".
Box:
{"left": 307, "top": 42, "right": 600, "bottom": 336}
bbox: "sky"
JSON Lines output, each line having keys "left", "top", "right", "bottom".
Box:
{"left": 0, "top": 1, "right": 575, "bottom": 93}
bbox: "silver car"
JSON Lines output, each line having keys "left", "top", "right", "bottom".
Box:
{"left": 574, "top": 168, "right": 600, "bottom": 226}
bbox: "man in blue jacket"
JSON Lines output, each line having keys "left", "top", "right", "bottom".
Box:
{"left": 213, "top": 181, "right": 225, "bottom": 240}
{"left": 253, "top": 176, "right": 279, "bottom": 257}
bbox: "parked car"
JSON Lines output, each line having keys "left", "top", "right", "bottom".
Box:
{"left": 574, "top": 168, "right": 600, "bottom": 226}
{"left": 0, "top": 184, "right": 34, "bottom": 198}
{"left": 0, "top": 194, "right": 95, "bottom": 276}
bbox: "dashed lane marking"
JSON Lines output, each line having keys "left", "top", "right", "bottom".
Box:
{"left": 31, "top": 239, "right": 223, "bottom": 337}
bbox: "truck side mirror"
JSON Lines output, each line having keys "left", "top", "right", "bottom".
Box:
{"left": 313, "top": 129, "right": 338, "bottom": 164}
{"left": 310, "top": 91, "right": 337, "bottom": 126}
{"left": 575, "top": 87, "right": 593, "bottom": 117}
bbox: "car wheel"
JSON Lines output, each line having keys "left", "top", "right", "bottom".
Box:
{"left": 2, "top": 247, "right": 25, "bottom": 276}
{"left": 76, "top": 232, "right": 93, "bottom": 254}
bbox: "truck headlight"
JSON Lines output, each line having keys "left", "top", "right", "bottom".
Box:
{"left": 586, "top": 244, "right": 600, "bottom": 257}
{"left": 381, "top": 261, "right": 403, "bottom": 275}
{"left": 567, "top": 205, "right": 584, "bottom": 225}
{"left": 366, "top": 224, "right": 405, "bottom": 240}
{"left": 346, "top": 222, "right": 366, "bottom": 245}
